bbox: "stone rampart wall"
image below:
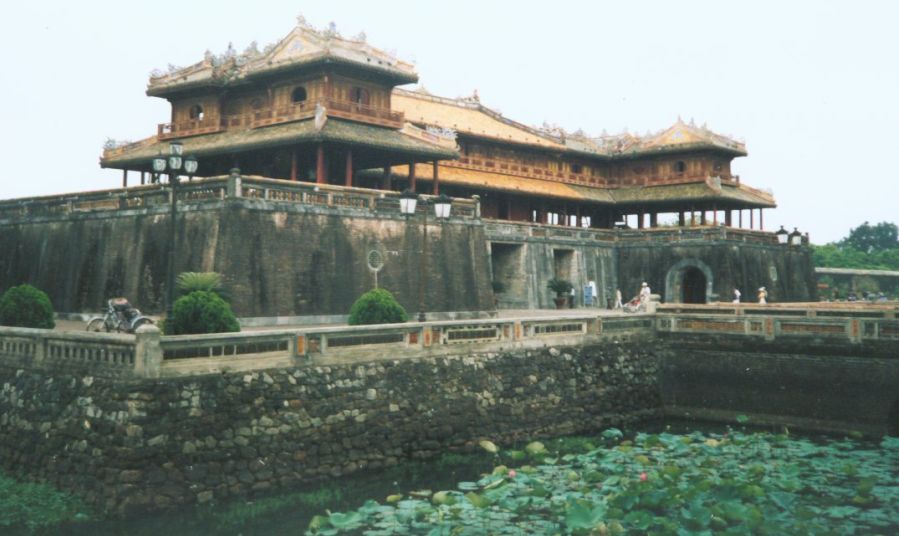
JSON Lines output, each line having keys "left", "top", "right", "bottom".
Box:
{"left": 0, "top": 196, "right": 493, "bottom": 318}
{"left": 0, "top": 339, "right": 661, "bottom": 514}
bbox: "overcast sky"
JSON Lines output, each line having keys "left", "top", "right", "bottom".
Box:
{"left": 2, "top": 1, "right": 896, "bottom": 243}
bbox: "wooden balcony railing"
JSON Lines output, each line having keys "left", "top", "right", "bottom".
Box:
{"left": 450, "top": 155, "right": 745, "bottom": 190}
{"left": 157, "top": 118, "right": 224, "bottom": 140}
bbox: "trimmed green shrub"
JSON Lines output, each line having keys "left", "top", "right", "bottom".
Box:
{"left": 347, "top": 288, "right": 408, "bottom": 325}
{"left": 166, "top": 290, "right": 240, "bottom": 335}
{"left": 0, "top": 284, "right": 55, "bottom": 329}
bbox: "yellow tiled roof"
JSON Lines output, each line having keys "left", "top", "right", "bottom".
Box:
{"left": 392, "top": 90, "right": 567, "bottom": 150}
{"left": 390, "top": 164, "right": 774, "bottom": 207}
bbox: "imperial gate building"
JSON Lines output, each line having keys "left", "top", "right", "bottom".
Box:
{"left": 0, "top": 19, "right": 815, "bottom": 317}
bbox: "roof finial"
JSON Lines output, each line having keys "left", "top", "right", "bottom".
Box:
{"left": 677, "top": 115, "right": 683, "bottom": 123}
{"left": 472, "top": 89, "right": 480, "bottom": 102}
{"left": 296, "top": 13, "right": 311, "bottom": 28}
{"left": 324, "top": 21, "right": 338, "bottom": 39}
{"left": 689, "top": 117, "right": 695, "bottom": 127}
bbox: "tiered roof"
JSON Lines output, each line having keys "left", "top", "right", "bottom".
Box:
{"left": 147, "top": 17, "right": 417, "bottom": 97}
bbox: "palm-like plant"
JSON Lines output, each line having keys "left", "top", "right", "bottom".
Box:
{"left": 176, "top": 272, "right": 225, "bottom": 297}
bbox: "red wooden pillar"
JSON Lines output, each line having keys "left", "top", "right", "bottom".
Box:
{"left": 344, "top": 149, "right": 353, "bottom": 187}
{"left": 122, "top": 169, "right": 128, "bottom": 188}
{"left": 700, "top": 211, "right": 707, "bottom": 225}
{"left": 759, "top": 209, "right": 764, "bottom": 231}
{"left": 315, "top": 144, "right": 326, "bottom": 184}
{"left": 637, "top": 209, "right": 645, "bottom": 229}
{"left": 290, "top": 148, "right": 298, "bottom": 181}
{"left": 690, "top": 207, "right": 696, "bottom": 226}
{"left": 725, "top": 210, "right": 732, "bottom": 227}
{"left": 750, "top": 209, "right": 755, "bottom": 229}
{"left": 650, "top": 212, "right": 658, "bottom": 228}
{"left": 678, "top": 211, "right": 685, "bottom": 226}
{"left": 408, "top": 162, "right": 416, "bottom": 191}
{"left": 713, "top": 204, "right": 718, "bottom": 225}
{"left": 432, "top": 161, "right": 440, "bottom": 195}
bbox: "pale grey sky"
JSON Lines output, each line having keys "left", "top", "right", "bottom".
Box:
{"left": 2, "top": 1, "right": 896, "bottom": 243}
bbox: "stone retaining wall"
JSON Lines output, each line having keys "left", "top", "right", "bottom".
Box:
{"left": 0, "top": 338, "right": 661, "bottom": 514}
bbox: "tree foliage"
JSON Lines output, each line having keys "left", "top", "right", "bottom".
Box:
{"left": 347, "top": 288, "right": 408, "bottom": 325}
{"left": 840, "top": 221, "right": 898, "bottom": 253}
{"left": 166, "top": 290, "right": 240, "bottom": 335}
{"left": 813, "top": 221, "right": 899, "bottom": 271}
{"left": 0, "top": 284, "right": 55, "bottom": 329}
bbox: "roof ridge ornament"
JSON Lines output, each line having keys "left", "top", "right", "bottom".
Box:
{"left": 296, "top": 14, "right": 312, "bottom": 29}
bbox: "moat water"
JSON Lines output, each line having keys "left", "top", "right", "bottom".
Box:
{"left": 20, "top": 421, "right": 899, "bottom": 535}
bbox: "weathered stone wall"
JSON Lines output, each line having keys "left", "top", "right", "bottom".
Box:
{"left": 618, "top": 241, "right": 817, "bottom": 303}
{"left": 0, "top": 199, "right": 493, "bottom": 317}
{"left": 0, "top": 339, "right": 661, "bottom": 514}
{"left": 658, "top": 332, "right": 898, "bottom": 435}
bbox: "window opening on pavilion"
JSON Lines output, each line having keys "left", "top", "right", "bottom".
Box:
{"left": 674, "top": 161, "right": 686, "bottom": 173}
{"left": 291, "top": 86, "right": 308, "bottom": 104}
{"left": 189, "top": 104, "right": 204, "bottom": 121}
{"left": 571, "top": 164, "right": 583, "bottom": 174}
{"left": 351, "top": 87, "right": 371, "bottom": 106}
{"left": 581, "top": 216, "right": 592, "bottom": 228}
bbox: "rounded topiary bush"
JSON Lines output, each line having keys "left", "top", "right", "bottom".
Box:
{"left": 166, "top": 290, "right": 240, "bottom": 335}
{"left": 348, "top": 288, "right": 408, "bottom": 325}
{"left": 0, "top": 284, "right": 55, "bottom": 329}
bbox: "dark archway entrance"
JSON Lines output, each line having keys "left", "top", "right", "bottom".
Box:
{"left": 682, "top": 267, "right": 707, "bottom": 303}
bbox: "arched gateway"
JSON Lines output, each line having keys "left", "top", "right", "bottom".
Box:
{"left": 665, "top": 259, "right": 714, "bottom": 303}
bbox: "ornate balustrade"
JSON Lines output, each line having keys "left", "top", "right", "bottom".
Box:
{"left": 0, "top": 175, "right": 479, "bottom": 223}
{"left": 484, "top": 220, "right": 781, "bottom": 245}
{"left": 656, "top": 306, "right": 899, "bottom": 344}
{"left": 2, "top": 306, "right": 893, "bottom": 379}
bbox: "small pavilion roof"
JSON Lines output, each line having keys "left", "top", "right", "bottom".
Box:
{"left": 148, "top": 17, "right": 417, "bottom": 97}
{"left": 101, "top": 118, "right": 457, "bottom": 170}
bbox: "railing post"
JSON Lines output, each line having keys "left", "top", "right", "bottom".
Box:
{"left": 33, "top": 334, "right": 46, "bottom": 364}
{"left": 227, "top": 168, "right": 242, "bottom": 198}
{"left": 134, "top": 324, "right": 162, "bottom": 378}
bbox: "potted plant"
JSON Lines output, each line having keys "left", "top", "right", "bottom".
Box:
{"left": 547, "top": 278, "right": 573, "bottom": 309}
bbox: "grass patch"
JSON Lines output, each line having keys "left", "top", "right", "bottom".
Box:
{"left": 0, "top": 473, "right": 90, "bottom": 531}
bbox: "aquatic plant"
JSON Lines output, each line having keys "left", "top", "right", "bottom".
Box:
{"left": 307, "top": 431, "right": 899, "bottom": 535}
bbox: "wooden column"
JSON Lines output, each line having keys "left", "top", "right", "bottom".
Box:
{"left": 750, "top": 209, "right": 755, "bottom": 229}
{"left": 713, "top": 205, "right": 718, "bottom": 225}
{"left": 678, "top": 211, "right": 685, "bottom": 227}
{"left": 290, "top": 148, "right": 298, "bottom": 181}
{"left": 383, "top": 166, "right": 392, "bottom": 190}
{"left": 408, "top": 162, "right": 416, "bottom": 191}
{"left": 344, "top": 150, "right": 353, "bottom": 187}
{"left": 725, "top": 210, "right": 732, "bottom": 227}
{"left": 700, "top": 211, "right": 707, "bottom": 225}
{"left": 690, "top": 208, "right": 696, "bottom": 226}
{"left": 759, "top": 209, "right": 764, "bottom": 231}
{"left": 739, "top": 210, "right": 743, "bottom": 228}
{"left": 432, "top": 161, "right": 439, "bottom": 195}
{"left": 140, "top": 172, "right": 146, "bottom": 186}
{"left": 637, "top": 210, "right": 645, "bottom": 229}
{"left": 316, "top": 144, "right": 326, "bottom": 184}
{"left": 650, "top": 212, "right": 658, "bottom": 228}
{"left": 122, "top": 170, "right": 128, "bottom": 188}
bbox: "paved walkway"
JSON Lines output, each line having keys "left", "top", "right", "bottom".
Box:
{"left": 54, "top": 307, "right": 630, "bottom": 333}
